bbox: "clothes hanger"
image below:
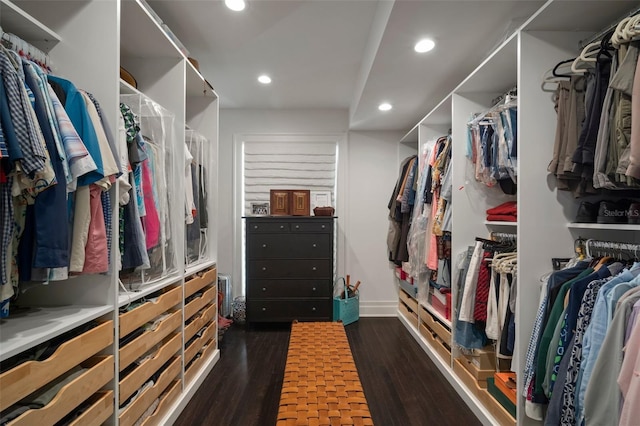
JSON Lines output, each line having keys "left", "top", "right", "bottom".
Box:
{"left": 553, "top": 58, "right": 576, "bottom": 78}
{"left": 621, "top": 15, "right": 640, "bottom": 43}
{"left": 612, "top": 17, "right": 632, "bottom": 47}
{"left": 571, "top": 41, "right": 600, "bottom": 73}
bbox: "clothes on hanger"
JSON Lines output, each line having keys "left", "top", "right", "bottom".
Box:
{"left": 0, "top": 43, "right": 120, "bottom": 317}
{"left": 522, "top": 239, "right": 640, "bottom": 425}
{"left": 455, "top": 237, "right": 516, "bottom": 354}
{"left": 467, "top": 99, "right": 518, "bottom": 195}
{"left": 547, "top": 34, "right": 640, "bottom": 196}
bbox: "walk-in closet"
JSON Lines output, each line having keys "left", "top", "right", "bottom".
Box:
{"left": 2, "top": 0, "right": 640, "bottom": 425}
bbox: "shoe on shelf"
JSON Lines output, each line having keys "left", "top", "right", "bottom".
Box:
{"left": 597, "top": 200, "right": 632, "bottom": 224}
{"left": 575, "top": 201, "right": 599, "bottom": 223}
{"left": 628, "top": 202, "right": 640, "bottom": 224}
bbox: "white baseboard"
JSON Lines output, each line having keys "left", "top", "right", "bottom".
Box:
{"left": 359, "top": 301, "right": 397, "bottom": 317}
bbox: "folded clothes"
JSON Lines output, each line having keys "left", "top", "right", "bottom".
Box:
{"left": 486, "top": 201, "right": 517, "bottom": 216}
{"left": 487, "top": 214, "right": 518, "bottom": 222}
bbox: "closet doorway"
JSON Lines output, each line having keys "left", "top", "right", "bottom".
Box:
{"left": 232, "top": 134, "right": 345, "bottom": 298}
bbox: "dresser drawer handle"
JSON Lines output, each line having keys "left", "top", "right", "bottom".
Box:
{"left": 295, "top": 225, "right": 300, "bottom": 229}
{"left": 262, "top": 244, "right": 267, "bottom": 248}
{"left": 254, "top": 225, "right": 259, "bottom": 229}
{"left": 312, "top": 307, "right": 317, "bottom": 311}
{"left": 262, "top": 307, "right": 267, "bottom": 311}
{"left": 262, "top": 267, "right": 267, "bottom": 271}
{"left": 321, "top": 225, "right": 326, "bottom": 229}
{"left": 280, "top": 225, "right": 284, "bottom": 229}
{"left": 312, "top": 287, "right": 317, "bottom": 291}
{"left": 312, "top": 243, "right": 317, "bottom": 248}
{"left": 262, "top": 287, "right": 267, "bottom": 292}
{"left": 312, "top": 267, "right": 317, "bottom": 271}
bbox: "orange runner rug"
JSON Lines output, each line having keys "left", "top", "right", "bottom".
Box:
{"left": 277, "top": 322, "right": 373, "bottom": 426}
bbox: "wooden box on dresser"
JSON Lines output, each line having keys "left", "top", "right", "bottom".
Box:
{"left": 245, "top": 217, "right": 335, "bottom": 324}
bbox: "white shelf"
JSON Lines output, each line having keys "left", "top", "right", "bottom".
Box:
{"left": 186, "top": 60, "right": 216, "bottom": 99}
{"left": 484, "top": 221, "right": 518, "bottom": 227}
{"left": 120, "top": 0, "right": 183, "bottom": 60}
{"left": 0, "top": 304, "right": 113, "bottom": 362}
{"left": 0, "top": 0, "right": 61, "bottom": 52}
{"left": 119, "top": 78, "right": 143, "bottom": 96}
{"left": 118, "top": 273, "right": 182, "bottom": 308}
{"left": 185, "top": 259, "right": 217, "bottom": 278}
{"left": 420, "top": 302, "right": 452, "bottom": 329}
{"left": 567, "top": 223, "right": 640, "bottom": 231}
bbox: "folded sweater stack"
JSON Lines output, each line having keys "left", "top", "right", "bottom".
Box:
{"left": 486, "top": 201, "right": 517, "bottom": 222}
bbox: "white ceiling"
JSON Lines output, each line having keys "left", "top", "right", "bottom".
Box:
{"left": 148, "top": 0, "right": 549, "bottom": 131}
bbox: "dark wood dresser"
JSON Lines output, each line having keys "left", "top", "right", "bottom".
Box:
{"left": 245, "top": 216, "right": 335, "bottom": 324}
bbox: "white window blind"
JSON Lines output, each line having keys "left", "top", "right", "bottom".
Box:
{"left": 243, "top": 141, "right": 337, "bottom": 215}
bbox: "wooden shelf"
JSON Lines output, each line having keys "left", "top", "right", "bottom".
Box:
{"left": 0, "top": 321, "right": 113, "bottom": 411}
{"left": 120, "top": 286, "right": 181, "bottom": 337}
{"left": 118, "top": 274, "right": 182, "bottom": 308}
{"left": 9, "top": 356, "right": 114, "bottom": 426}
{"left": 184, "top": 267, "right": 217, "bottom": 299}
{"left": 0, "top": 305, "right": 113, "bottom": 362}
{"left": 420, "top": 302, "right": 452, "bottom": 329}
{"left": 185, "top": 261, "right": 217, "bottom": 280}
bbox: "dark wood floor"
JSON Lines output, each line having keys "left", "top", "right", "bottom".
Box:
{"left": 175, "top": 318, "right": 481, "bottom": 426}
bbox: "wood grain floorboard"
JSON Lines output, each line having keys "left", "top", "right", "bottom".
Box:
{"left": 174, "top": 318, "right": 481, "bottom": 426}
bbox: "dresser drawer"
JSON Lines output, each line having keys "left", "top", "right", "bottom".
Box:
{"left": 8, "top": 356, "right": 114, "bottom": 426}
{"left": 247, "top": 221, "right": 289, "bottom": 233}
{"left": 119, "top": 333, "right": 181, "bottom": 405}
{"left": 120, "top": 286, "right": 181, "bottom": 337}
{"left": 119, "top": 311, "right": 181, "bottom": 371}
{"left": 0, "top": 321, "right": 113, "bottom": 412}
{"left": 247, "top": 234, "right": 332, "bottom": 259}
{"left": 118, "top": 356, "right": 181, "bottom": 426}
{"left": 248, "top": 259, "right": 332, "bottom": 279}
{"left": 247, "top": 234, "right": 290, "bottom": 258}
{"left": 185, "top": 267, "right": 217, "bottom": 298}
{"left": 290, "top": 220, "right": 333, "bottom": 233}
{"left": 248, "top": 280, "right": 331, "bottom": 298}
{"left": 68, "top": 390, "right": 113, "bottom": 426}
{"left": 248, "top": 299, "right": 332, "bottom": 322}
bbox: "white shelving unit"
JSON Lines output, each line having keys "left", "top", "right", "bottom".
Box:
{"left": 0, "top": 1, "right": 220, "bottom": 425}
{"left": 485, "top": 221, "right": 518, "bottom": 227}
{"left": 396, "top": 1, "right": 640, "bottom": 425}
{"left": 567, "top": 223, "right": 640, "bottom": 231}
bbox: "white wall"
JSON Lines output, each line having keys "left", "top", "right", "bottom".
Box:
{"left": 218, "top": 108, "right": 348, "bottom": 299}
{"left": 347, "top": 131, "right": 407, "bottom": 315}
{"left": 218, "top": 109, "right": 404, "bottom": 315}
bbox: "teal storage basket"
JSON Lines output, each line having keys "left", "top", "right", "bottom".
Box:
{"left": 333, "top": 277, "right": 359, "bottom": 325}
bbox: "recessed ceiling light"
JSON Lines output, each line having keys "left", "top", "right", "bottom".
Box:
{"left": 258, "top": 75, "right": 272, "bottom": 84}
{"left": 414, "top": 38, "right": 435, "bottom": 53}
{"left": 225, "top": 0, "right": 246, "bottom": 12}
{"left": 378, "top": 103, "right": 392, "bottom": 111}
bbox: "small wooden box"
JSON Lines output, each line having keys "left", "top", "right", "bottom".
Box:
{"left": 270, "top": 190, "right": 290, "bottom": 215}
{"left": 269, "top": 190, "right": 311, "bottom": 216}
{"left": 291, "top": 190, "right": 310, "bottom": 216}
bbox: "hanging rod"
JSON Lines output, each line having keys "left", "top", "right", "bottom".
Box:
{"left": 490, "top": 232, "right": 517, "bottom": 242}
{"left": 578, "top": 5, "right": 640, "bottom": 49}
{"left": 585, "top": 239, "right": 640, "bottom": 259}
